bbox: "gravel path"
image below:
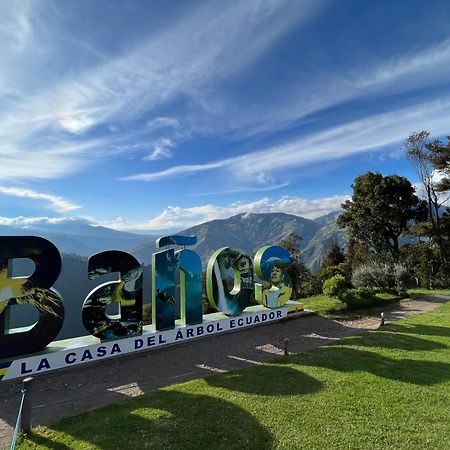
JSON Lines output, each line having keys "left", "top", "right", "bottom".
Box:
{"left": 1, "top": 294, "right": 448, "bottom": 449}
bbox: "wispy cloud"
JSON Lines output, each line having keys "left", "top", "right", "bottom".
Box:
{"left": 2, "top": 0, "right": 450, "bottom": 187}
{"left": 0, "top": 216, "right": 90, "bottom": 227}
{"left": 0, "top": 0, "right": 34, "bottom": 51}
{"left": 121, "top": 96, "right": 450, "bottom": 186}
{"left": 147, "top": 117, "right": 180, "bottom": 131}
{"left": 143, "top": 138, "right": 175, "bottom": 161}
{"left": 0, "top": 186, "right": 81, "bottom": 213}
{"left": 0, "top": 0, "right": 327, "bottom": 181}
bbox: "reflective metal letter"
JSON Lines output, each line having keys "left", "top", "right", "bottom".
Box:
{"left": 82, "top": 251, "right": 143, "bottom": 340}
{"left": 0, "top": 236, "right": 64, "bottom": 359}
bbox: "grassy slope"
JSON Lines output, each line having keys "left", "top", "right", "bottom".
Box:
{"left": 19, "top": 300, "right": 450, "bottom": 450}
{"left": 299, "top": 292, "right": 401, "bottom": 318}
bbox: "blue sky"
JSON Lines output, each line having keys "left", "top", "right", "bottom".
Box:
{"left": 1, "top": 0, "right": 450, "bottom": 232}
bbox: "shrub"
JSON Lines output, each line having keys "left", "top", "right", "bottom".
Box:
{"left": 307, "top": 263, "right": 352, "bottom": 296}
{"left": 341, "top": 287, "right": 376, "bottom": 309}
{"left": 322, "top": 274, "right": 350, "bottom": 299}
{"left": 394, "top": 264, "right": 417, "bottom": 293}
{"left": 352, "top": 262, "right": 415, "bottom": 294}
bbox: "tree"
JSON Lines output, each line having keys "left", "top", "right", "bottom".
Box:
{"left": 337, "top": 172, "right": 422, "bottom": 259}
{"left": 278, "top": 233, "right": 310, "bottom": 299}
{"left": 404, "top": 131, "right": 450, "bottom": 276}
{"left": 345, "top": 236, "right": 370, "bottom": 268}
{"left": 323, "top": 242, "right": 346, "bottom": 267}
{"left": 428, "top": 136, "right": 450, "bottom": 193}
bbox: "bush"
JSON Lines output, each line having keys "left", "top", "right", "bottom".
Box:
{"left": 307, "top": 263, "right": 352, "bottom": 296}
{"left": 322, "top": 274, "right": 350, "bottom": 299}
{"left": 394, "top": 264, "right": 417, "bottom": 293}
{"left": 341, "top": 287, "right": 376, "bottom": 309}
{"left": 352, "top": 262, "right": 415, "bottom": 294}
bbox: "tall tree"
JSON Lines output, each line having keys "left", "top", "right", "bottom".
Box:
{"left": 428, "top": 136, "right": 450, "bottom": 193}
{"left": 337, "top": 172, "right": 422, "bottom": 259}
{"left": 404, "top": 131, "right": 449, "bottom": 274}
{"left": 278, "top": 233, "right": 310, "bottom": 299}
{"left": 323, "top": 242, "right": 346, "bottom": 267}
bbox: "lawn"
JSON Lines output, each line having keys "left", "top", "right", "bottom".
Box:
{"left": 299, "top": 292, "right": 401, "bottom": 318}
{"left": 299, "top": 288, "right": 450, "bottom": 319}
{"left": 409, "top": 288, "right": 450, "bottom": 297}
{"left": 19, "top": 299, "right": 450, "bottom": 449}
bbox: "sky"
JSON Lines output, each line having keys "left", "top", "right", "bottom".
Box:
{"left": 1, "top": 0, "right": 450, "bottom": 233}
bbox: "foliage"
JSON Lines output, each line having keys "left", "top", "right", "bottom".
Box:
{"left": 345, "top": 237, "right": 370, "bottom": 268}
{"left": 399, "top": 243, "right": 447, "bottom": 289}
{"left": 428, "top": 135, "right": 450, "bottom": 192}
{"left": 278, "top": 232, "right": 311, "bottom": 299}
{"left": 404, "top": 131, "right": 450, "bottom": 278}
{"left": 352, "top": 261, "right": 415, "bottom": 294}
{"left": 341, "top": 287, "right": 377, "bottom": 309}
{"left": 19, "top": 301, "right": 450, "bottom": 450}
{"left": 307, "top": 263, "right": 352, "bottom": 295}
{"left": 337, "top": 172, "right": 423, "bottom": 258}
{"left": 322, "top": 274, "right": 349, "bottom": 300}
{"left": 323, "top": 242, "right": 346, "bottom": 267}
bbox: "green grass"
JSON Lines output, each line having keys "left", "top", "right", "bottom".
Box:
{"left": 18, "top": 299, "right": 450, "bottom": 449}
{"left": 409, "top": 288, "right": 450, "bottom": 297}
{"left": 300, "top": 289, "right": 450, "bottom": 319}
{"left": 300, "top": 292, "right": 400, "bottom": 318}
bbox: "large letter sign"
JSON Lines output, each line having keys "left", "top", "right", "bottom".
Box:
{"left": 206, "top": 247, "right": 254, "bottom": 316}
{"left": 254, "top": 246, "right": 292, "bottom": 308}
{"left": 0, "top": 236, "right": 64, "bottom": 359}
{"left": 0, "top": 234, "right": 303, "bottom": 381}
{"left": 82, "top": 251, "right": 143, "bottom": 340}
{"left": 152, "top": 235, "right": 202, "bottom": 330}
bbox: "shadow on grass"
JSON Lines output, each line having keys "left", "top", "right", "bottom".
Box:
{"left": 334, "top": 331, "right": 448, "bottom": 351}
{"left": 387, "top": 323, "right": 450, "bottom": 338}
{"left": 206, "top": 363, "right": 322, "bottom": 395}
{"left": 23, "top": 390, "right": 274, "bottom": 450}
{"left": 287, "top": 346, "right": 450, "bottom": 386}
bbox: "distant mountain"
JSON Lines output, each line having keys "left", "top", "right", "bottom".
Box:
{"left": 302, "top": 220, "right": 348, "bottom": 270}
{"left": 131, "top": 212, "right": 346, "bottom": 270}
{"left": 313, "top": 210, "right": 342, "bottom": 228}
{"left": 0, "top": 220, "right": 157, "bottom": 257}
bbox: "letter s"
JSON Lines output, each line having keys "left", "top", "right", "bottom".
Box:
{"left": 254, "top": 246, "right": 292, "bottom": 308}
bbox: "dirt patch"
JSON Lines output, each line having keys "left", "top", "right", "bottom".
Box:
{"left": 1, "top": 294, "right": 448, "bottom": 449}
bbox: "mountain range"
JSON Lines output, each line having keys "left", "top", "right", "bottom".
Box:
{"left": 1, "top": 212, "right": 346, "bottom": 270}
{"left": 131, "top": 211, "right": 346, "bottom": 270}
{"left": 0, "top": 220, "right": 157, "bottom": 256}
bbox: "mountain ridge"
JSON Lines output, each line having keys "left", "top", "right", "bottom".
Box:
{"left": 131, "top": 211, "right": 344, "bottom": 269}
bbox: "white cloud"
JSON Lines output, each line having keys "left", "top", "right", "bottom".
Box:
{"left": 121, "top": 96, "right": 450, "bottom": 185}
{"left": 1, "top": 0, "right": 450, "bottom": 188}
{"left": 147, "top": 117, "right": 180, "bottom": 131}
{"left": 0, "top": 186, "right": 81, "bottom": 213}
{"left": 358, "top": 38, "right": 450, "bottom": 88}
{"left": 58, "top": 115, "right": 95, "bottom": 135}
{"left": 122, "top": 161, "right": 227, "bottom": 181}
{"left": 100, "top": 195, "right": 348, "bottom": 231}
{"left": 0, "top": 216, "right": 90, "bottom": 227}
{"left": 0, "top": 0, "right": 326, "bottom": 181}
{"left": 0, "top": 1, "right": 34, "bottom": 51}
{"left": 143, "top": 138, "right": 175, "bottom": 161}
